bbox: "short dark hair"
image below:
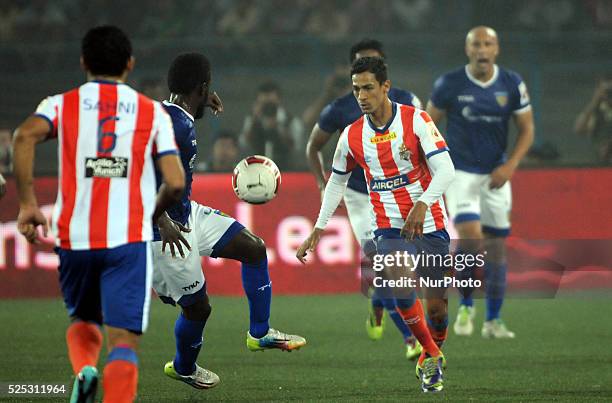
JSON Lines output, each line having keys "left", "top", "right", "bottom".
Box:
{"left": 167, "top": 52, "right": 211, "bottom": 95}
{"left": 81, "top": 25, "right": 132, "bottom": 76}
{"left": 349, "top": 38, "right": 385, "bottom": 63}
{"left": 350, "top": 57, "right": 388, "bottom": 84}
{"left": 257, "top": 81, "right": 281, "bottom": 95}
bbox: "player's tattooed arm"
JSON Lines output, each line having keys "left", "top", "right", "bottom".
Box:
{"left": 158, "top": 212, "right": 191, "bottom": 258}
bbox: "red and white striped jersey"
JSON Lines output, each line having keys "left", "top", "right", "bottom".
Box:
{"left": 34, "top": 80, "right": 178, "bottom": 250}
{"left": 332, "top": 103, "right": 449, "bottom": 233}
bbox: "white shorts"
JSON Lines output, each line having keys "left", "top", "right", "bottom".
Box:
{"left": 344, "top": 187, "right": 375, "bottom": 247}
{"left": 445, "top": 169, "right": 512, "bottom": 236}
{"left": 152, "top": 201, "right": 243, "bottom": 306}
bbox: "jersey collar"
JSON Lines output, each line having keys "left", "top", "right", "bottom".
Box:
{"left": 366, "top": 101, "right": 397, "bottom": 134}
{"left": 163, "top": 100, "right": 195, "bottom": 122}
{"left": 464, "top": 64, "right": 499, "bottom": 88}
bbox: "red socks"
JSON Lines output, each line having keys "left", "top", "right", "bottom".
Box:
{"left": 428, "top": 325, "right": 448, "bottom": 348}
{"left": 396, "top": 299, "right": 441, "bottom": 358}
{"left": 102, "top": 346, "right": 139, "bottom": 403}
{"left": 66, "top": 321, "right": 103, "bottom": 374}
{"left": 66, "top": 323, "right": 139, "bottom": 402}
{"left": 103, "top": 359, "right": 138, "bottom": 403}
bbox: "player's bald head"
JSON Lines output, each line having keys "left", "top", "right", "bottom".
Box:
{"left": 466, "top": 26, "right": 498, "bottom": 45}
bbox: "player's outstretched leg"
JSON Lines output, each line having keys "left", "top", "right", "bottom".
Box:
{"left": 217, "top": 229, "right": 306, "bottom": 351}
{"left": 164, "top": 296, "right": 220, "bottom": 389}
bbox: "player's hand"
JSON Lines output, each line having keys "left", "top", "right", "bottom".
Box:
{"left": 206, "top": 91, "right": 224, "bottom": 116}
{"left": 296, "top": 228, "right": 323, "bottom": 264}
{"left": 401, "top": 201, "right": 428, "bottom": 240}
{"left": 158, "top": 214, "right": 191, "bottom": 258}
{"left": 17, "top": 204, "right": 48, "bottom": 244}
{"left": 489, "top": 162, "right": 516, "bottom": 189}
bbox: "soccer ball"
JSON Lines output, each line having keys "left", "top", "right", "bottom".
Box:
{"left": 232, "top": 155, "right": 281, "bottom": 204}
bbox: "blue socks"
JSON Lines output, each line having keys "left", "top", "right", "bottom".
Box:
{"left": 174, "top": 313, "right": 205, "bottom": 375}
{"left": 379, "top": 297, "right": 413, "bottom": 340}
{"left": 370, "top": 292, "right": 384, "bottom": 309}
{"left": 460, "top": 296, "right": 474, "bottom": 307}
{"left": 107, "top": 346, "right": 138, "bottom": 365}
{"left": 455, "top": 249, "right": 476, "bottom": 307}
{"left": 241, "top": 258, "right": 271, "bottom": 338}
{"left": 485, "top": 262, "right": 507, "bottom": 321}
{"left": 372, "top": 291, "right": 414, "bottom": 340}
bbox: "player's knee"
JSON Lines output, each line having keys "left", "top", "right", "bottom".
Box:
{"left": 243, "top": 233, "right": 267, "bottom": 264}
{"left": 183, "top": 299, "right": 212, "bottom": 322}
{"left": 201, "top": 301, "right": 212, "bottom": 321}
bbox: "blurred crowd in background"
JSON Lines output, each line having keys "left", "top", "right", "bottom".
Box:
{"left": 1, "top": 0, "right": 611, "bottom": 41}
{"left": 0, "top": 0, "right": 610, "bottom": 173}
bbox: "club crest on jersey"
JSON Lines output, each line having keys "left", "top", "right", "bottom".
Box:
{"left": 85, "top": 157, "right": 128, "bottom": 178}
{"left": 495, "top": 91, "right": 508, "bottom": 107}
{"left": 399, "top": 143, "right": 411, "bottom": 161}
{"left": 370, "top": 131, "right": 397, "bottom": 144}
{"left": 427, "top": 121, "right": 443, "bottom": 139}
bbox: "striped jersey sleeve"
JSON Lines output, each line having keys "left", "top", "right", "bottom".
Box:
{"left": 413, "top": 110, "right": 448, "bottom": 159}
{"left": 34, "top": 95, "right": 60, "bottom": 138}
{"left": 152, "top": 101, "right": 178, "bottom": 157}
{"left": 331, "top": 127, "right": 357, "bottom": 175}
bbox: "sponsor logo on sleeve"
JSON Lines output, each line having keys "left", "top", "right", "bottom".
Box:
{"left": 518, "top": 82, "right": 530, "bottom": 106}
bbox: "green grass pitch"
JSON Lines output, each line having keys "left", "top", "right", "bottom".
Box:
{"left": 1, "top": 294, "right": 611, "bottom": 401}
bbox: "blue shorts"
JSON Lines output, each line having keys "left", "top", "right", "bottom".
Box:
{"left": 57, "top": 242, "right": 153, "bottom": 334}
{"left": 374, "top": 229, "right": 451, "bottom": 299}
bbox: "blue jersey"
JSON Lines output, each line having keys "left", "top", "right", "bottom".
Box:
{"left": 153, "top": 101, "right": 197, "bottom": 241}
{"left": 430, "top": 65, "right": 531, "bottom": 174}
{"left": 318, "top": 88, "right": 421, "bottom": 194}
